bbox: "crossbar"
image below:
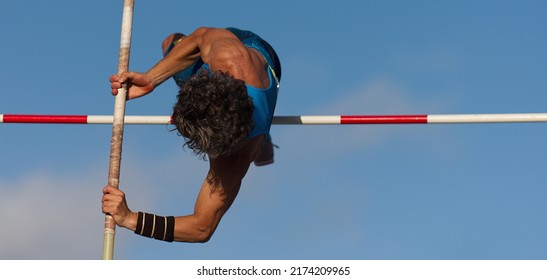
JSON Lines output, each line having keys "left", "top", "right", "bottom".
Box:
{"left": 2, "top": 113, "right": 547, "bottom": 125}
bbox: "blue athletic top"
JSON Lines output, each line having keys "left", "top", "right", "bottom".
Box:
{"left": 166, "top": 28, "right": 280, "bottom": 140}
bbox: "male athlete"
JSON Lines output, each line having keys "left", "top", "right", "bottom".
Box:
{"left": 102, "top": 27, "right": 281, "bottom": 243}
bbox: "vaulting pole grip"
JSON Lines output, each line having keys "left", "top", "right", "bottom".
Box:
{"left": 102, "top": 0, "right": 134, "bottom": 260}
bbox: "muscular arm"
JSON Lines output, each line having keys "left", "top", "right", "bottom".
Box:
{"left": 172, "top": 156, "right": 248, "bottom": 242}
{"left": 172, "top": 135, "right": 263, "bottom": 242}
{"left": 110, "top": 26, "right": 269, "bottom": 98}
{"left": 171, "top": 132, "right": 266, "bottom": 242}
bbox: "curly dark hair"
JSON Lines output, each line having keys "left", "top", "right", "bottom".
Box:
{"left": 172, "top": 71, "right": 254, "bottom": 160}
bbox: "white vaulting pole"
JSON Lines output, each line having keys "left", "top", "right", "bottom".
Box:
{"left": 102, "top": 0, "right": 134, "bottom": 260}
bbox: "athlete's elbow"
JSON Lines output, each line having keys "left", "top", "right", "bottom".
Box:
{"left": 192, "top": 27, "right": 210, "bottom": 38}
{"left": 194, "top": 227, "right": 214, "bottom": 243}
{"left": 196, "top": 235, "right": 212, "bottom": 243}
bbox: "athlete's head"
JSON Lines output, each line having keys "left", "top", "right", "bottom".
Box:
{"left": 172, "top": 71, "right": 254, "bottom": 159}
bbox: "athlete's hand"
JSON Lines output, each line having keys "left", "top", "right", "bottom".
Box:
{"left": 110, "top": 71, "right": 155, "bottom": 100}
{"left": 102, "top": 185, "right": 137, "bottom": 230}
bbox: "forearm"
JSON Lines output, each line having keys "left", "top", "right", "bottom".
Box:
{"left": 172, "top": 214, "right": 219, "bottom": 243}
{"left": 147, "top": 28, "right": 206, "bottom": 87}
{"left": 128, "top": 211, "right": 220, "bottom": 243}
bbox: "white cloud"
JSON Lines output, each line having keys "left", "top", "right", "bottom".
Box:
{"left": 0, "top": 151, "right": 209, "bottom": 259}
{"left": 0, "top": 171, "right": 103, "bottom": 259}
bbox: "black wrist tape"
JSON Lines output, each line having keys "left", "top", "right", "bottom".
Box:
{"left": 134, "top": 211, "right": 175, "bottom": 242}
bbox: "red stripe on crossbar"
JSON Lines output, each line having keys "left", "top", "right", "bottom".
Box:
{"left": 2, "top": 114, "right": 88, "bottom": 124}
{"left": 340, "top": 115, "right": 428, "bottom": 124}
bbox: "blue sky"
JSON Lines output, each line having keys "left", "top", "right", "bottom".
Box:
{"left": 0, "top": 0, "right": 546, "bottom": 260}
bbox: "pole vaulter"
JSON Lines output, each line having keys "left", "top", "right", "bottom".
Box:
{"left": 2, "top": 1, "right": 546, "bottom": 260}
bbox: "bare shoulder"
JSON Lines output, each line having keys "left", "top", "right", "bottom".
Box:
{"left": 197, "top": 29, "right": 267, "bottom": 87}
{"left": 195, "top": 27, "right": 242, "bottom": 58}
